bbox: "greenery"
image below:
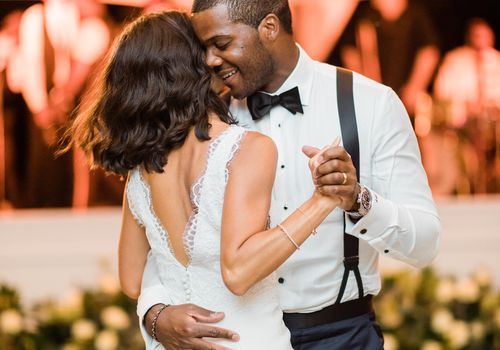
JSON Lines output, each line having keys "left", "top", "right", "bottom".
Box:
{"left": 378, "top": 268, "right": 500, "bottom": 350}
{"left": 0, "top": 274, "right": 143, "bottom": 350}
{"left": 1, "top": 268, "right": 500, "bottom": 349}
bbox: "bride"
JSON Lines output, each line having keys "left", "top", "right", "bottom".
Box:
{"left": 68, "top": 11, "right": 338, "bottom": 349}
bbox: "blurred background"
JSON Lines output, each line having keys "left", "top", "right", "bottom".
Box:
{"left": 0, "top": 0, "right": 499, "bottom": 349}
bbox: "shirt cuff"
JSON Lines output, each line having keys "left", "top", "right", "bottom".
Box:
{"left": 345, "top": 188, "right": 396, "bottom": 241}
{"left": 137, "top": 285, "right": 172, "bottom": 349}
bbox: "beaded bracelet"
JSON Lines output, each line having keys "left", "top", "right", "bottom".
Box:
{"left": 277, "top": 223, "right": 300, "bottom": 250}
{"left": 151, "top": 304, "right": 169, "bottom": 341}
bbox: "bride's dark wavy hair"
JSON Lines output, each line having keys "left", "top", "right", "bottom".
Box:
{"left": 65, "top": 11, "right": 234, "bottom": 176}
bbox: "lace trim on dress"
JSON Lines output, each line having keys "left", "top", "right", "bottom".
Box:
{"left": 182, "top": 175, "right": 201, "bottom": 263}
{"left": 137, "top": 170, "right": 174, "bottom": 261}
{"left": 126, "top": 174, "right": 146, "bottom": 228}
{"left": 224, "top": 130, "right": 247, "bottom": 182}
{"left": 183, "top": 126, "right": 236, "bottom": 263}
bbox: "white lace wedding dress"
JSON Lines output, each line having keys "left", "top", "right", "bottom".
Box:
{"left": 127, "top": 125, "right": 292, "bottom": 349}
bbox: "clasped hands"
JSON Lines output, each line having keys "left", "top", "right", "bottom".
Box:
{"left": 302, "top": 136, "right": 360, "bottom": 212}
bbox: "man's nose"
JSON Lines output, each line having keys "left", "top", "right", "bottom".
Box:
{"left": 206, "top": 48, "right": 223, "bottom": 68}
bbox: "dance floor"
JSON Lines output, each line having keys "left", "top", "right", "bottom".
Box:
{"left": 1, "top": 196, "right": 499, "bottom": 305}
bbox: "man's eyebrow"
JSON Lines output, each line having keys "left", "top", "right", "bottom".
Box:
{"left": 204, "top": 34, "right": 231, "bottom": 45}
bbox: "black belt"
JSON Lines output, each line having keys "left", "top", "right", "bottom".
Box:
{"left": 283, "top": 295, "right": 373, "bottom": 330}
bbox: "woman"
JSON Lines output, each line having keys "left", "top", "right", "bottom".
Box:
{"left": 68, "top": 11, "right": 338, "bottom": 349}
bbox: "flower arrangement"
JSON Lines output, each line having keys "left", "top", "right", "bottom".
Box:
{"left": 0, "top": 273, "right": 143, "bottom": 350}
{"left": 1, "top": 267, "right": 499, "bottom": 350}
{"left": 378, "top": 267, "right": 500, "bottom": 350}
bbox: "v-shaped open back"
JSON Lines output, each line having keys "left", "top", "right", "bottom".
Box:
{"left": 136, "top": 125, "right": 237, "bottom": 269}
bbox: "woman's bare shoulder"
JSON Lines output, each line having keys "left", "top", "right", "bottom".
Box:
{"left": 239, "top": 130, "right": 277, "bottom": 157}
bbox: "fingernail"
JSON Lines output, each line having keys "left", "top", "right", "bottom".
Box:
{"left": 232, "top": 334, "right": 240, "bottom": 341}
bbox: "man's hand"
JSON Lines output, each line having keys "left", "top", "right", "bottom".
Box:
{"left": 145, "top": 304, "right": 239, "bottom": 350}
{"left": 303, "top": 143, "right": 360, "bottom": 212}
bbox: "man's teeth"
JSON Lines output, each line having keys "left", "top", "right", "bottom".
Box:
{"left": 222, "top": 70, "right": 237, "bottom": 79}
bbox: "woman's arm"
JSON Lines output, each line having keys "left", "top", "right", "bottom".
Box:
{"left": 118, "top": 191, "right": 150, "bottom": 299}
{"left": 221, "top": 132, "right": 338, "bottom": 296}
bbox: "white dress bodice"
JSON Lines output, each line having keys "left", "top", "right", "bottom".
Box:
{"left": 127, "top": 125, "right": 292, "bottom": 349}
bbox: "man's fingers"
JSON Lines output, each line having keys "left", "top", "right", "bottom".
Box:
{"left": 192, "top": 324, "right": 240, "bottom": 341}
{"left": 302, "top": 145, "right": 320, "bottom": 159}
{"left": 190, "top": 310, "right": 225, "bottom": 324}
{"left": 315, "top": 159, "right": 351, "bottom": 178}
{"left": 187, "top": 305, "right": 225, "bottom": 323}
{"left": 322, "top": 146, "right": 351, "bottom": 162}
{"left": 190, "top": 338, "right": 234, "bottom": 350}
{"left": 316, "top": 172, "right": 351, "bottom": 187}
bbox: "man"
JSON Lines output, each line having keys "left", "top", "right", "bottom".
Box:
{"left": 338, "top": 0, "right": 440, "bottom": 117}
{"left": 433, "top": 18, "right": 500, "bottom": 194}
{"left": 138, "top": 1, "right": 440, "bottom": 349}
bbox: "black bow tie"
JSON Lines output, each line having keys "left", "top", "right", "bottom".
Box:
{"left": 247, "top": 86, "right": 304, "bottom": 121}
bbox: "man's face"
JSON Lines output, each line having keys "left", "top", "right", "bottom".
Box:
{"left": 192, "top": 4, "right": 274, "bottom": 99}
{"left": 469, "top": 23, "right": 494, "bottom": 50}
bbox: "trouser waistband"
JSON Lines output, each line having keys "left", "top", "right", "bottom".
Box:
{"left": 283, "top": 295, "right": 374, "bottom": 330}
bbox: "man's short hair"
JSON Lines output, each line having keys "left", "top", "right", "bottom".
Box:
{"left": 192, "top": 0, "right": 293, "bottom": 34}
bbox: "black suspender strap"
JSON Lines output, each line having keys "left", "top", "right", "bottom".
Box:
{"left": 334, "top": 67, "right": 364, "bottom": 304}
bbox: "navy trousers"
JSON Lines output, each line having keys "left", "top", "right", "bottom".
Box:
{"left": 287, "top": 311, "right": 384, "bottom": 350}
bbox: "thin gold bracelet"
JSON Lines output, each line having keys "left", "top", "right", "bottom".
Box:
{"left": 296, "top": 206, "right": 318, "bottom": 235}
{"left": 277, "top": 223, "right": 300, "bottom": 250}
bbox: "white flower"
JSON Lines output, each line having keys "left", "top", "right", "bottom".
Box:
{"left": 0, "top": 309, "right": 23, "bottom": 334}
{"left": 101, "top": 306, "right": 130, "bottom": 330}
{"left": 380, "top": 309, "right": 403, "bottom": 329}
{"left": 436, "top": 278, "right": 455, "bottom": 303}
{"left": 57, "top": 289, "right": 84, "bottom": 320}
{"left": 95, "top": 330, "right": 119, "bottom": 350}
{"left": 421, "top": 340, "right": 443, "bottom": 350}
{"left": 455, "top": 277, "right": 479, "bottom": 303}
{"left": 473, "top": 266, "right": 492, "bottom": 287}
{"left": 71, "top": 319, "right": 96, "bottom": 341}
{"left": 99, "top": 273, "right": 121, "bottom": 295}
{"left": 383, "top": 333, "right": 398, "bottom": 350}
{"left": 62, "top": 289, "right": 83, "bottom": 311}
{"left": 446, "top": 320, "right": 470, "bottom": 348}
{"left": 431, "top": 308, "right": 454, "bottom": 334}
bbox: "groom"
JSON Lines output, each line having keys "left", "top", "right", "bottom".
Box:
{"left": 139, "top": 1, "right": 440, "bottom": 349}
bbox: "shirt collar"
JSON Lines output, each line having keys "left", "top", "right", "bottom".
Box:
{"left": 268, "top": 44, "right": 314, "bottom": 107}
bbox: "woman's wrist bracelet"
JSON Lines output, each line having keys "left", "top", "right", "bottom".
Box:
{"left": 277, "top": 223, "right": 300, "bottom": 250}
{"left": 151, "top": 304, "right": 169, "bottom": 341}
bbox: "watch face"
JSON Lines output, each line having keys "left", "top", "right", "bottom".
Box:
{"left": 359, "top": 187, "right": 372, "bottom": 215}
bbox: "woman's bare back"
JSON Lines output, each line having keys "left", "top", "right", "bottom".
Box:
{"left": 140, "top": 117, "right": 231, "bottom": 267}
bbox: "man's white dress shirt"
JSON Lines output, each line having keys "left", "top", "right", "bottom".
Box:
{"left": 137, "top": 46, "right": 440, "bottom": 346}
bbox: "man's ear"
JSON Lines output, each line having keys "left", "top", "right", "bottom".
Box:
{"left": 257, "top": 13, "right": 280, "bottom": 42}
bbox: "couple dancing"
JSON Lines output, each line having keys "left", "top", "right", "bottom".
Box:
{"left": 69, "top": 0, "right": 440, "bottom": 349}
